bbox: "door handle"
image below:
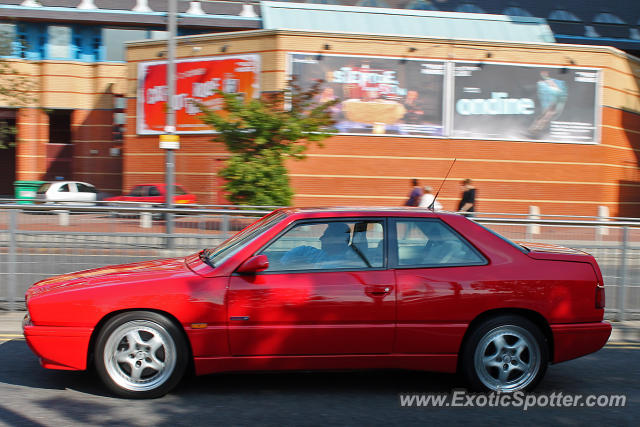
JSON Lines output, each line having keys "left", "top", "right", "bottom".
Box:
{"left": 366, "top": 286, "right": 392, "bottom": 296}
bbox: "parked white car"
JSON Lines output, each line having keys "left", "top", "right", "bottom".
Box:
{"left": 35, "top": 181, "right": 98, "bottom": 205}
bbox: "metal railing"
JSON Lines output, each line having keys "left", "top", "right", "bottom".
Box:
{"left": 1, "top": 202, "right": 639, "bottom": 322}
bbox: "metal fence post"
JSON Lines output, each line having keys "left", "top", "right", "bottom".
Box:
{"left": 616, "top": 226, "right": 629, "bottom": 321}
{"left": 165, "top": 212, "right": 175, "bottom": 249}
{"left": 8, "top": 209, "right": 18, "bottom": 311}
{"left": 221, "top": 214, "right": 230, "bottom": 240}
{"left": 526, "top": 205, "right": 540, "bottom": 240}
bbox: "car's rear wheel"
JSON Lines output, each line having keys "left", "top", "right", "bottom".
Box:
{"left": 94, "top": 311, "right": 188, "bottom": 399}
{"left": 461, "top": 315, "right": 548, "bottom": 392}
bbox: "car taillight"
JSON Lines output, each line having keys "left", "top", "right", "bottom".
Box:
{"left": 595, "top": 285, "right": 605, "bottom": 309}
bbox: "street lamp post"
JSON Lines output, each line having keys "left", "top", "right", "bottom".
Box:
{"left": 164, "top": 0, "right": 177, "bottom": 247}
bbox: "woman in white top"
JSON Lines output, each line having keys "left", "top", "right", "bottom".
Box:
{"left": 419, "top": 186, "right": 443, "bottom": 211}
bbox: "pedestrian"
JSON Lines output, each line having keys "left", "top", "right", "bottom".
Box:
{"left": 404, "top": 179, "right": 423, "bottom": 207}
{"left": 457, "top": 178, "right": 476, "bottom": 215}
{"left": 419, "top": 185, "right": 443, "bottom": 211}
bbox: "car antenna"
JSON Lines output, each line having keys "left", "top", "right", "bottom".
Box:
{"left": 431, "top": 158, "right": 456, "bottom": 211}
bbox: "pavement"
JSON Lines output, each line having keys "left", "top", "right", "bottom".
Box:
{"left": 1, "top": 310, "right": 639, "bottom": 342}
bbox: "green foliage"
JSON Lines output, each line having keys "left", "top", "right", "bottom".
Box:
{"left": 0, "top": 29, "right": 38, "bottom": 149}
{"left": 198, "top": 79, "right": 338, "bottom": 206}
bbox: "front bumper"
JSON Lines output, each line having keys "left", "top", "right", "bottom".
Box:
{"left": 551, "top": 321, "right": 612, "bottom": 363}
{"left": 23, "top": 314, "right": 93, "bottom": 371}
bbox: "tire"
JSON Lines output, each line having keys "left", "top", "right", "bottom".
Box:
{"left": 460, "top": 315, "right": 548, "bottom": 392}
{"left": 94, "top": 311, "right": 189, "bottom": 399}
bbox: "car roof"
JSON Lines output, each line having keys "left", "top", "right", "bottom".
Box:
{"left": 47, "top": 181, "right": 94, "bottom": 186}
{"left": 277, "top": 207, "right": 460, "bottom": 219}
{"left": 131, "top": 183, "right": 186, "bottom": 188}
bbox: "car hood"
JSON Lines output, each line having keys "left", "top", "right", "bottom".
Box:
{"left": 26, "top": 257, "right": 190, "bottom": 299}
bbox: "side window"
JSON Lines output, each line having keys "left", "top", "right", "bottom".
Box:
{"left": 77, "top": 183, "right": 96, "bottom": 193}
{"left": 149, "top": 186, "right": 161, "bottom": 197}
{"left": 260, "top": 220, "right": 385, "bottom": 272}
{"left": 395, "top": 219, "right": 485, "bottom": 267}
{"left": 130, "top": 186, "right": 145, "bottom": 197}
{"left": 58, "top": 184, "right": 70, "bottom": 193}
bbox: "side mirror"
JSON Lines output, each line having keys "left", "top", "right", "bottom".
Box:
{"left": 236, "top": 254, "right": 269, "bottom": 274}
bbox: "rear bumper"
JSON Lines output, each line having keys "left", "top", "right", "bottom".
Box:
{"left": 23, "top": 315, "right": 93, "bottom": 371}
{"left": 551, "top": 321, "right": 612, "bottom": 363}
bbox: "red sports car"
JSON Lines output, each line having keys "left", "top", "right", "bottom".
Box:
{"left": 105, "top": 183, "right": 196, "bottom": 205}
{"left": 22, "top": 208, "right": 611, "bottom": 398}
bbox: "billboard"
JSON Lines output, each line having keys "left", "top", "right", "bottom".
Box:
{"left": 289, "top": 53, "right": 446, "bottom": 136}
{"left": 452, "top": 63, "right": 600, "bottom": 143}
{"left": 136, "top": 54, "right": 260, "bottom": 134}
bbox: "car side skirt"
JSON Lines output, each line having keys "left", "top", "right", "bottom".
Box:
{"left": 193, "top": 354, "right": 458, "bottom": 376}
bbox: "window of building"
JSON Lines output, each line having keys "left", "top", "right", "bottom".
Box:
{"left": 355, "top": 0, "right": 390, "bottom": 8}
{"left": 548, "top": 10, "right": 581, "bottom": 22}
{"left": 102, "top": 28, "right": 168, "bottom": 61}
{"left": 47, "top": 26, "right": 72, "bottom": 59}
{"left": 593, "top": 13, "right": 625, "bottom": 25}
{"left": 48, "top": 110, "right": 72, "bottom": 145}
{"left": 113, "top": 95, "right": 126, "bottom": 143}
{"left": 406, "top": 0, "right": 438, "bottom": 11}
{"left": 0, "top": 23, "right": 16, "bottom": 57}
{"left": 73, "top": 26, "right": 102, "bottom": 61}
{"left": 503, "top": 7, "right": 532, "bottom": 18}
{"left": 456, "top": 3, "right": 486, "bottom": 14}
{"left": 306, "top": 0, "right": 340, "bottom": 4}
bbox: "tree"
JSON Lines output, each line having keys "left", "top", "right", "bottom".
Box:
{"left": 197, "top": 79, "right": 339, "bottom": 206}
{"left": 0, "top": 25, "right": 38, "bottom": 149}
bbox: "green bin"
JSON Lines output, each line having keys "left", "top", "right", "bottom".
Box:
{"left": 14, "top": 180, "right": 47, "bottom": 204}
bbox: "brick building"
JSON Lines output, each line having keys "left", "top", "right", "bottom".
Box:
{"left": 125, "top": 23, "right": 640, "bottom": 216}
{"left": 2, "top": 1, "right": 640, "bottom": 216}
{"left": 0, "top": 0, "right": 259, "bottom": 196}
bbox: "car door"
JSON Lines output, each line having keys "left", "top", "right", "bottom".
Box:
{"left": 227, "top": 219, "right": 395, "bottom": 356}
{"left": 75, "top": 183, "right": 97, "bottom": 205}
{"left": 391, "top": 218, "right": 488, "bottom": 355}
{"left": 55, "top": 182, "right": 73, "bottom": 204}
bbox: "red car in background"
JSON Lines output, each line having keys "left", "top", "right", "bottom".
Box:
{"left": 22, "top": 208, "right": 610, "bottom": 398}
{"left": 105, "top": 183, "right": 196, "bottom": 205}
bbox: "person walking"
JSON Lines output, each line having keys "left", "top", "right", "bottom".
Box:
{"left": 404, "top": 179, "right": 423, "bottom": 207}
{"left": 419, "top": 185, "right": 443, "bottom": 211}
{"left": 457, "top": 179, "right": 476, "bottom": 215}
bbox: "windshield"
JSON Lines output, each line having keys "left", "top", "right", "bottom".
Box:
{"left": 204, "top": 210, "right": 288, "bottom": 267}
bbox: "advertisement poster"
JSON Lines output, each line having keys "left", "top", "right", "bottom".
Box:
{"left": 137, "top": 54, "right": 260, "bottom": 134}
{"left": 290, "top": 53, "right": 446, "bottom": 136}
{"left": 452, "top": 63, "right": 600, "bottom": 143}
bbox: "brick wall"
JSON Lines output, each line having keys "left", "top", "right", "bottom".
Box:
{"left": 121, "top": 31, "right": 640, "bottom": 216}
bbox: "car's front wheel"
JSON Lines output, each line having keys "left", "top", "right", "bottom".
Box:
{"left": 94, "top": 311, "right": 189, "bottom": 399}
{"left": 461, "top": 315, "right": 548, "bottom": 392}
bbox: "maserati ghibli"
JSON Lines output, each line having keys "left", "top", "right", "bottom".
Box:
{"left": 23, "top": 208, "right": 611, "bottom": 398}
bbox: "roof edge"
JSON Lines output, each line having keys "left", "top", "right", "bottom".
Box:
{"left": 125, "top": 28, "right": 638, "bottom": 62}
